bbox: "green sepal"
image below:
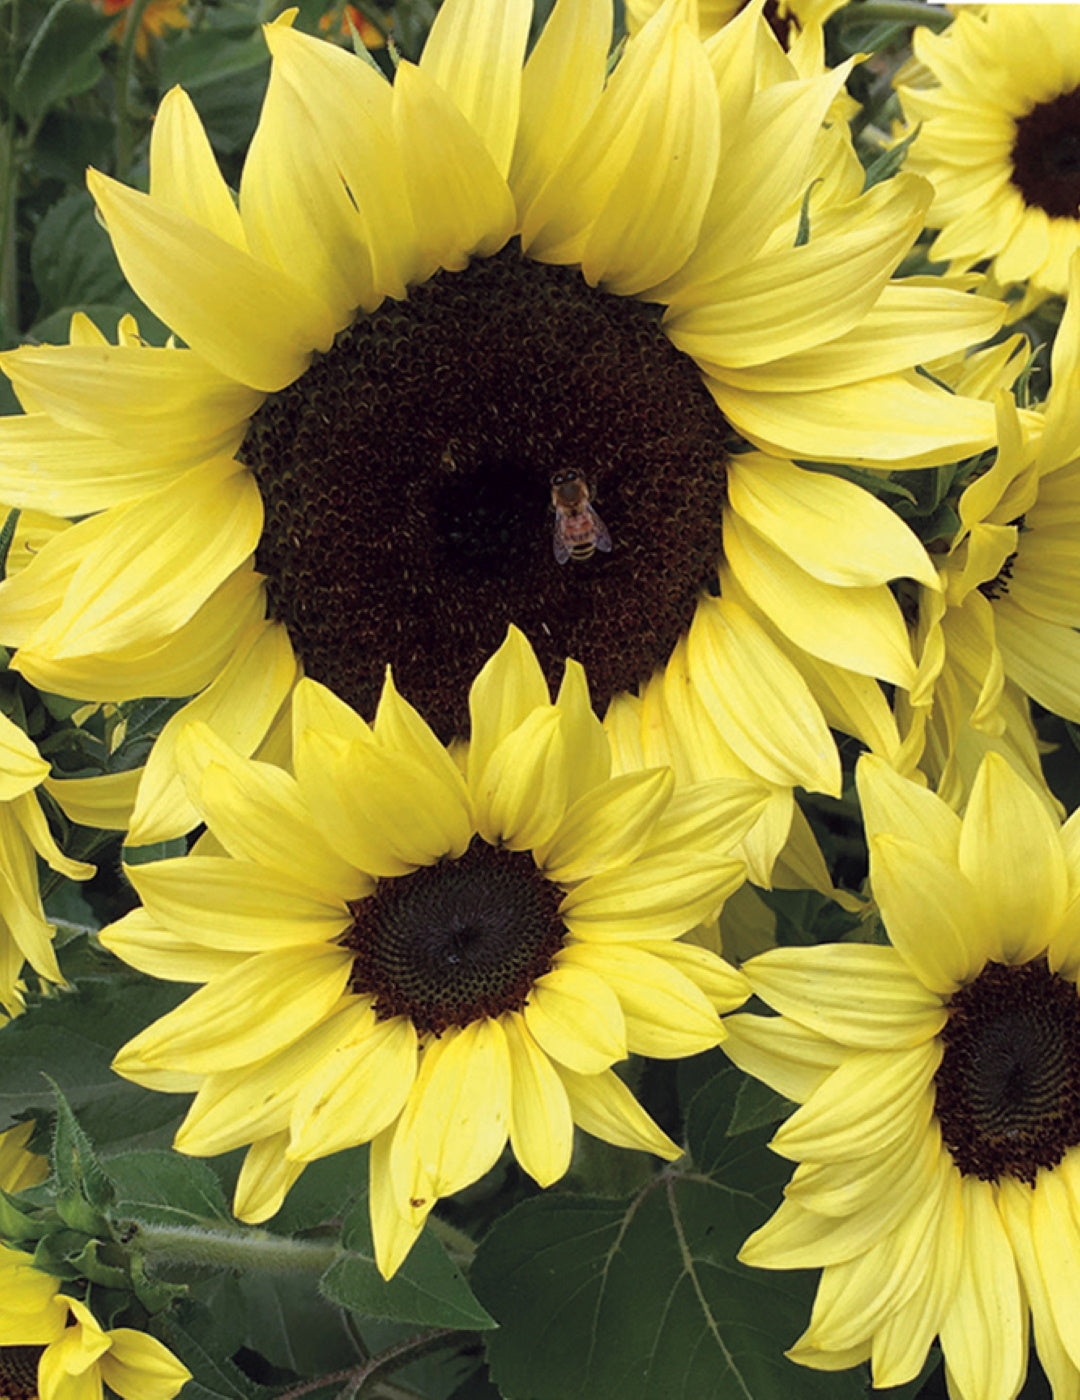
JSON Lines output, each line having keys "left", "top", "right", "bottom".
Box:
{"left": 0, "top": 1185, "right": 46, "bottom": 1242}
{"left": 69, "top": 1237, "right": 129, "bottom": 1290}
{"left": 49, "top": 1078, "right": 114, "bottom": 1232}
{"left": 130, "top": 1251, "right": 189, "bottom": 1314}
{"left": 33, "top": 1228, "right": 93, "bottom": 1282}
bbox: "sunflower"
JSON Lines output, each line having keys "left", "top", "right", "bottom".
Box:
{"left": 0, "top": 1244, "right": 190, "bottom": 1400}
{"left": 897, "top": 252, "right": 1080, "bottom": 811}
{"left": 0, "top": 1120, "right": 47, "bottom": 1193}
{"left": 0, "top": 0, "right": 1002, "bottom": 859}
{"left": 898, "top": 4, "right": 1080, "bottom": 304}
{"left": 723, "top": 751, "right": 1080, "bottom": 1396}
{"left": 100, "top": 628, "right": 759, "bottom": 1277}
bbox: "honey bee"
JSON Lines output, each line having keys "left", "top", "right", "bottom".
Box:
{"left": 551, "top": 470, "right": 612, "bottom": 564}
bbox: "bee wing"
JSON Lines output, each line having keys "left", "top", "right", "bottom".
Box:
{"left": 553, "top": 517, "right": 572, "bottom": 564}
{"left": 589, "top": 505, "right": 613, "bottom": 553}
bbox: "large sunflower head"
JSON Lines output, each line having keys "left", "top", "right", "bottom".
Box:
{"left": 0, "top": 0, "right": 1003, "bottom": 854}
{"left": 898, "top": 4, "right": 1080, "bottom": 302}
{"left": 724, "top": 751, "right": 1080, "bottom": 1397}
{"left": 101, "top": 628, "right": 761, "bottom": 1277}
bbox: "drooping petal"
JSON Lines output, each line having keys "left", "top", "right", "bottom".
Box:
{"left": 98, "top": 1329, "right": 191, "bottom": 1400}
{"left": 99, "top": 907, "right": 248, "bottom": 982}
{"left": 557, "top": 1064, "right": 680, "bottom": 1158}
{"left": 232, "top": 1131, "right": 306, "bottom": 1224}
{"left": 503, "top": 1012, "right": 574, "bottom": 1187}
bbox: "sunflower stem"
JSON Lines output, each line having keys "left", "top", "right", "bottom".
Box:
{"left": 131, "top": 1222, "right": 340, "bottom": 1275}
{"left": 114, "top": 0, "right": 153, "bottom": 180}
{"left": 426, "top": 1216, "right": 476, "bottom": 1265}
{"left": 838, "top": 0, "right": 951, "bottom": 31}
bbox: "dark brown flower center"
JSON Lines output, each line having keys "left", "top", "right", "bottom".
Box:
{"left": 1010, "top": 87, "right": 1080, "bottom": 219}
{"left": 934, "top": 959, "right": 1080, "bottom": 1185}
{"left": 240, "top": 240, "right": 727, "bottom": 740}
{"left": 0, "top": 1346, "right": 41, "bottom": 1400}
{"left": 342, "top": 838, "right": 566, "bottom": 1035}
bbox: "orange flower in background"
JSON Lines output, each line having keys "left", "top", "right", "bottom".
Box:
{"left": 99, "top": 0, "right": 188, "bottom": 57}
{"left": 318, "top": 3, "right": 389, "bottom": 48}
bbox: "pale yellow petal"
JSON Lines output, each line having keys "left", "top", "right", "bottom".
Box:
{"left": 0, "top": 343, "right": 259, "bottom": 465}
{"left": 87, "top": 168, "right": 336, "bottom": 392}
{"left": 537, "top": 768, "right": 672, "bottom": 884}
{"left": 419, "top": 0, "right": 531, "bottom": 177}
{"left": 150, "top": 86, "right": 246, "bottom": 248}
{"left": 99, "top": 907, "right": 247, "bottom": 982}
{"left": 392, "top": 60, "right": 515, "bottom": 274}
{"left": 127, "top": 855, "right": 350, "bottom": 951}
{"left": 726, "top": 453, "right": 939, "bottom": 589}
{"left": 510, "top": 0, "right": 610, "bottom": 223}
{"left": 869, "top": 833, "right": 987, "bottom": 994}
{"left": 113, "top": 944, "right": 353, "bottom": 1075}
{"left": 503, "top": 1011, "right": 573, "bottom": 1186}
{"left": 176, "top": 723, "right": 367, "bottom": 901}
{"left": 553, "top": 658, "right": 610, "bottom": 806}
{"left": 259, "top": 21, "right": 419, "bottom": 304}
{"left": 475, "top": 706, "right": 568, "bottom": 850}
{"left": 561, "top": 848, "right": 745, "bottom": 942}
{"left": 467, "top": 625, "right": 549, "bottom": 795}
{"left": 522, "top": 963, "right": 626, "bottom": 1074}
{"left": 127, "top": 621, "right": 297, "bottom": 846}
{"left": 392, "top": 1019, "right": 511, "bottom": 1198}
{"left": 686, "top": 596, "right": 841, "bottom": 794}
{"left": 560, "top": 941, "right": 724, "bottom": 1057}
{"left": 743, "top": 944, "right": 946, "bottom": 1048}
{"left": 958, "top": 751, "right": 1068, "bottom": 964}
{"left": 233, "top": 1131, "right": 306, "bottom": 1224}
{"left": 289, "top": 1005, "right": 417, "bottom": 1160}
{"left": 557, "top": 1064, "right": 680, "bottom": 1158}
{"left": 939, "top": 1179, "right": 1026, "bottom": 1400}
{"left": 176, "top": 1001, "right": 360, "bottom": 1155}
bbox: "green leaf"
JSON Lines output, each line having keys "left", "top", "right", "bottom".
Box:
{"left": 0, "top": 509, "right": 19, "bottom": 582}
{"left": 123, "top": 838, "right": 188, "bottom": 865}
{"left": 319, "top": 1196, "right": 496, "bottom": 1330}
{"left": 28, "top": 194, "right": 170, "bottom": 344}
{"left": 231, "top": 1272, "right": 364, "bottom": 1377}
{"left": 726, "top": 1075, "right": 795, "bottom": 1138}
{"left": 474, "top": 1067, "right": 859, "bottom": 1400}
{"left": 105, "top": 1150, "right": 233, "bottom": 1229}
{"left": 69, "top": 1237, "right": 128, "bottom": 1288}
{"left": 49, "top": 1078, "right": 114, "bottom": 1227}
{"left": 861, "top": 122, "right": 922, "bottom": 191}
{"left": 474, "top": 1182, "right": 858, "bottom": 1400}
{"left": 158, "top": 26, "right": 266, "bottom": 88}
{"left": 156, "top": 1300, "right": 271, "bottom": 1400}
{"left": 13, "top": 0, "right": 113, "bottom": 125}
{"left": 0, "top": 975, "right": 191, "bottom": 1150}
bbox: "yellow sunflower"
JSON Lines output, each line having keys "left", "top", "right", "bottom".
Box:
{"left": 898, "top": 4, "right": 1080, "bottom": 303}
{"left": 899, "top": 251, "right": 1080, "bottom": 811}
{"left": 0, "top": 1244, "right": 190, "bottom": 1400}
{"left": 0, "top": 0, "right": 1001, "bottom": 859}
{"left": 626, "top": 0, "right": 849, "bottom": 46}
{"left": 725, "top": 751, "right": 1080, "bottom": 1396}
{"left": 100, "top": 628, "right": 759, "bottom": 1277}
